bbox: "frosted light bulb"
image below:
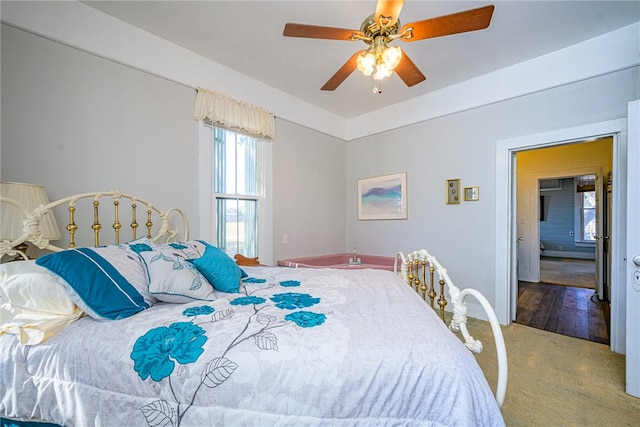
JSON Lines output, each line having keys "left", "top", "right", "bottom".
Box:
{"left": 357, "top": 52, "right": 375, "bottom": 76}
{"left": 383, "top": 46, "right": 402, "bottom": 69}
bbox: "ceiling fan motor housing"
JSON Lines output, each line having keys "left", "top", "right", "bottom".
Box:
{"left": 359, "top": 13, "right": 400, "bottom": 41}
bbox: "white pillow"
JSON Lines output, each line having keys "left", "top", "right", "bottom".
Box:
{"left": 0, "top": 305, "right": 83, "bottom": 345}
{"left": 140, "top": 247, "right": 216, "bottom": 303}
{"left": 0, "top": 260, "right": 77, "bottom": 314}
{"left": 0, "top": 260, "right": 83, "bottom": 345}
{"left": 0, "top": 259, "right": 50, "bottom": 275}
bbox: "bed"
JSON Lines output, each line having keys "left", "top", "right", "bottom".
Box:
{"left": 1, "top": 190, "right": 507, "bottom": 426}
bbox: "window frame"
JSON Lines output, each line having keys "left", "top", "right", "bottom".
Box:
{"left": 579, "top": 190, "right": 596, "bottom": 242}
{"left": 198, "top": 121, "right": 273, "bottom": 265}
{"left": 573, "top": 184, "right": 596, "bottom": 246}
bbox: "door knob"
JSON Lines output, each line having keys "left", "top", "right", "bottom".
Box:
{"left": 634, "top": 255, "right": 640, "bottom": 267}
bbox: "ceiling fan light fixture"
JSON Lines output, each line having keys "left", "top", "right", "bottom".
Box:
{"left": 382, "top": 45, "right": 402, "bottom": 69}
{"left": 356, "top": 51, "right": 376, "bottom": 76}
{"left": 373, "top": 64, "right": 393, "bottom": 80}
{"left": 283, "top": 1, "right": 494, "bottom": 91}
{"left": 360, "top": 42, "right": 402, "bottom": 81}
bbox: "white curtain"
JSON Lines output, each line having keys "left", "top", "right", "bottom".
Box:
{"left": 193, "top": 87, "right": 275, "bottom": 141}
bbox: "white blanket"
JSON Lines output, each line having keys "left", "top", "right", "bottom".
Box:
{"left": 0, "top": 267, "right": 504, "bottom": 426}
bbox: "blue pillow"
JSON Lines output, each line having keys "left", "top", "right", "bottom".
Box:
{"left": 187, "top": 243, "right": 246, "bottom": 293}
{"left": 35, "top": 243, "right": 154, "bottom": 320}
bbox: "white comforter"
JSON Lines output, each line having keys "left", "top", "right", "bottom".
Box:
{"left": 1, "top": 267, "right": 504, "bottom": 426}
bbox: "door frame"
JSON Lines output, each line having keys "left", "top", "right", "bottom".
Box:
{"left": 520, "top": 169, "right": 604, "bottom": 289}
{"left": 495, "top": 118, "right": 627, "bottom": 354}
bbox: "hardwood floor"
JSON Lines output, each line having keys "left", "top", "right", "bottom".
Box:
{"left": 539, "top": 256, "right": 596, "bottom": 289}
{"left": 515, "top": 281, "right": 610, "bottom": 344}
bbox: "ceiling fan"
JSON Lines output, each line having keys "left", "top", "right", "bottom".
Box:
{"left": 283, "top": 0, "right": 495, "bottom": 92}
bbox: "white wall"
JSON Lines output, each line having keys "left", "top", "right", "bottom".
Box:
{"left": 346, "top": 67, "right": 639, "bottom": 315}
{"left": 0, "top": 24, "right": 198, "bottom": 239}
{"left": 273, "top": 119, "right": 347, "bottom": 262}
{"left": 0, "top": 24, "right": 346, "bottom": 258}
{"left": 0, "top": 0, "right": 347, "bottom": 140}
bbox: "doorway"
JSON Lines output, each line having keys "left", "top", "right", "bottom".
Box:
{"left": 513, "top": 142, "right": 612, "bottom": 343}
{"left": 494, "top": 118, "right": 626, "bottom": 355}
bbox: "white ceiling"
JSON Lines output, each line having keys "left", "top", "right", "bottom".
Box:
{"left": 76, "top": 1, "right": 639, "bottom": 119}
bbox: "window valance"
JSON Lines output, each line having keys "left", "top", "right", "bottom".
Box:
{"left": 193, "top": 87, "right": 275, "bottom": 141}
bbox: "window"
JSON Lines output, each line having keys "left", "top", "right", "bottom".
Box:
{"left": 573, "top": 174, "right": 596, "bottom": 244}
{"left": 205, "top": 125, "right": 268, "bottom": 259}
{"left": 581, "top": 190, "right": 596, "bottom": 242}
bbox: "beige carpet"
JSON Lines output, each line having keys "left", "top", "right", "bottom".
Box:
{"left": 540, "top": 257, "right": 596, "bottom": 289}
{"left": 462, "top": 316, "right": 640, "bottom": 426}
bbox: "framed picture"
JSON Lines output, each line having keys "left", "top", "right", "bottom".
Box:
{"left": 446, "top": 179, "right": 461, "bottom": 204}
{"left": 357, "top": 172, "right": 407, "bottom": 220}
{"left": 464, "top": 186, "right": 480, "bottom": 201}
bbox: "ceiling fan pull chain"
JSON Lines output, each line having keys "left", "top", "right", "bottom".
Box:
{"left": 373, "top": 80, "right": 382, "bottom": 94}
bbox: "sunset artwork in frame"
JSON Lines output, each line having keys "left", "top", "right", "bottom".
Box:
{"left": 357, "top": 172, "right": 407, "bottom": 220}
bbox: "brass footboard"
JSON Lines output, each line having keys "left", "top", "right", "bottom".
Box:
{"left": 402, "top": 256, "right": 447, "bottom": 321}
{"left": 394, "top": 249, "right": 508, "bottom": 408}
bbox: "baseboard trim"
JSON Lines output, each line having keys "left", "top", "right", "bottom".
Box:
{"left": 542, "top": 251, "right": 595, "bottom": 260}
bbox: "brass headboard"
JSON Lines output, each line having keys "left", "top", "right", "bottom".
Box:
{"left": 0, "top": 190, "right": 188, "bottom": 261}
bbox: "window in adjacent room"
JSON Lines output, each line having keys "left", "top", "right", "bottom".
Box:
{"left": 580, "top": 190, "right": 596, "bottom": 242}
{"left": 209, "top": 125, "right": 266, "bottom": 258}
{"left": 575, "top": 175, "right": 596, "bottom": 243}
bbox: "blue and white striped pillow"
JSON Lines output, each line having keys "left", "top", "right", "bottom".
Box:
{"left": 36, "top": 242, "right": 155, "bottom": 320}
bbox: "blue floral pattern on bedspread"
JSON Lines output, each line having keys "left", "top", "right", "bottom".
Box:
{"left": 131, "top": 322, "right": 207, "bottom": 382}
{"left": 130, "top": 276, "right": 327, "bottom": 427}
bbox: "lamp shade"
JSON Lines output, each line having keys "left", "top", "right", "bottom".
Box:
{"left": 0, "top": 182, "right": 62, "bottom": 241}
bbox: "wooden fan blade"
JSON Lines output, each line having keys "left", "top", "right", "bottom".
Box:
{"left": 321, "top": 50, "right": 364, "bottom": 91}
{"left": 394, "top": 51, "right": 426, "bottom": 87}
{"left": 400, "top": 5, "right": 495, "bottom": 42}
{"left": 374, "top": 0, "right": 405, "bottom": 28}
{"left": 283, "top": 23, "right": 363, "bottom": 40}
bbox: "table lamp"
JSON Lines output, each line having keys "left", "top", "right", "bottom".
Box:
{"left": 0, "top": 182, "right": 62, "bottom": 260}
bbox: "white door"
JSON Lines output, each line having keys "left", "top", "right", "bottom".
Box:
{"left": 626, "top": 99, "right": 640, "bottom": 397}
